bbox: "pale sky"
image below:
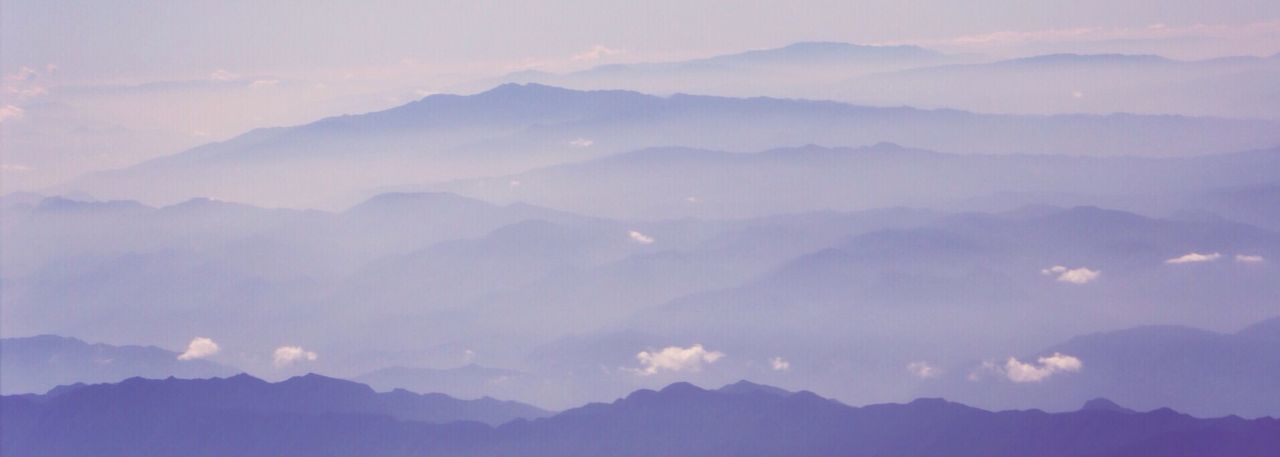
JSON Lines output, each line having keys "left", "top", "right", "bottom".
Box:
{"left": 5, "top": 0, "right": 1280, "bottom": 82}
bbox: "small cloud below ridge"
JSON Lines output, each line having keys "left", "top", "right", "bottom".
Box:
{"left": 984, "top": 352, "right": 1083, "bottom": 383}
{"left": 273, "top": 346, "right": 318, "bottom": 367}
{"left": 177, "top": 337, "right": 220, "bottom": 361}
{"left": 907, "top": 361, "right": 942, "bottom": 379}
{"left": 1235, "top": 254, "right": 1265, "bottom": 263}
{"left": 770, "top": 356, "right": 791, "bottom": 371}
{"left": 1166, "top": 252, "right": 1221, "bottom": 264}
{"left": 628, "top": 230, "right": 655, "bottom": 245}
{"left": 1040, "top": 265, "right": 1100, "bottom": 284}
{"left": 632, "top": 344, "right": 724, "bottom": 375}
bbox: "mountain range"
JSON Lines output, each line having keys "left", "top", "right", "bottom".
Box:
{"left": 425, "top": 143, "right": 1280, "bottom": 219}
{"left": 483, "top": 43, "right": 1280, "bottom": 120}
{"left": 5, "top": 189, "right": 1278, "bottom": 411}
{"left": 3, "top": 376, "right": 1277, "bottom": 457}
{"left": 59, "top": 83, "right": 1280, "bottom": 209}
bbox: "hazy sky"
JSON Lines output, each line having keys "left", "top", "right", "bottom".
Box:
{"left": 5, "top": 0, "right": 1280, "bottom": 81}
{"left": 3, "top": 0, "right": 1280, "bottom": 192}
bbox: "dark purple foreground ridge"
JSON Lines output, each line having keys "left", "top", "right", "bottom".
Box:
{"left": 2, "top": 375, "right": 1277, "bottom": 457}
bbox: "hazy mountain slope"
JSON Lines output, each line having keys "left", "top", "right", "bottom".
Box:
{"left": 485, "top": 50, "right": 1280, "bottom": 119}
{"left": 0, "top": 193, "right": 607, "bottom": 374}
{"left": 537, "top": 207, "right": 1280, "bottom": 407}
{"left": 6, "top": 197, "right": 1276, "bottom": 411}
{"left": 0, "top": 335, "right": 236, "bottom": 395}
{"left": 830, "top": 53, "right": 1280, "bottom": 119}
{"left": 4, "top": 379, "right": 1277, "bottom": 457}
{"left": 478, "top": 41, "right": 965, "bottom": 97}
{"left": 61, "top": 84, "right": 1280, "bottom": 209}
{"left": 432, "top": 143, "right": 1280, "bottom": 219}
{"left": 918, "top": 319, "right": 1280, "bottom": 418}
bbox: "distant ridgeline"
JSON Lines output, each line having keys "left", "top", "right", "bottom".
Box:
{"left": 2, "top": 376, "right": 1278, "bottom": 457}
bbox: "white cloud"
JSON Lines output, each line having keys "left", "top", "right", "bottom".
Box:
{"left": 273, "top": 346, "right": 318, "bottom": 367}
{"left": 508, "top": 179, "right": 522, "bottom": 188}
{"left": 1235, "top": 254, "right": 1265, "bottom": 264}
{"left": 633, "top": 344, "right": 724, "bottom": 375}
{"left": 628, "top": 230, "right": 655, "bottom": 245}
{"left": 1040, "top": 265, "right": 1100, "bottom": 284}
{"left": 568, "top": 138, "right": 594, "bottom": 147}
{"left": 1056, "top": 267, "right": 1100, "bottom": 284}
{"left": 1166, "top": 252, "right": 1221, "bottom": 264}
{"left": 684, "top": 196, "right": 701, "bottom": 204}
{"left": 998, "top": 352, "right": 1082, "bottom": 383}
{"left": 0, "top": 104, "right": 24, "bottom": 122}
{"left": 177, "top": 337, "right": 220, "bottom": 361}
{"left": 906, "top": 361, "right": 942, "bottom": 379}
{"left": 1, "top": 163, "right": 33, "bottom": 172}
{"left": 1039, "top": 353, "right": 1083, "bottom": 371}
{"left": 249, "top": 79, "right": 280, "bottom": 88}
{"left": 572, "top": 45, "right": 624, "bottom": 61}
{"left": 769, "top": 356, "right": 791, "bottom": 371}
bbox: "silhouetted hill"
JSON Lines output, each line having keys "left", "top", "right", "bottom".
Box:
{"left": 4, "top": 373, "right": 546, "bottom": 427}
{"left": 4, "top": 379, "right": 1277, "bottom": 456}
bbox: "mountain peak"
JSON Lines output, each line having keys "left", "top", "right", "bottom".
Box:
{"left": 481, "top": 82, "right": 574, "bottom": 97}
{"left": 658, "top": 382, "right": 706, "bottom": 395}
{"left": 717, "top": 380, "right": 792, "bottom": 397}
{"left": 1081, "top": 398, "right": 1134, "bottom": 413}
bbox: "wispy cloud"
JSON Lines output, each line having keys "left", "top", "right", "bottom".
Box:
{"left": 568, "top": 138, "right": 594, "bottom": 147}
{"left": 0, "top": 105, "right": 24, "bottom": 123}
{"left": 632, "top": 344, "right": 724, "bottom": 375}
{"left": 249, "top": 79, "right": 280, "bottom": 88}
{"left": 770, "top": 356, "right": 791, "bottom": 371}
{"left": 208, "top": 69, "right": 240, "bottom": 81}
{"left": 906, "top": 361, "right": 942, "bottom": 379}
{"left": 1166, "top": 252, "right": 1221, "bottom": 264}
{"left": 628, "top": 230, "right": 655, "bottom": 245}
{"left": 1040, "top": 265, "right": 1100, "bottom": 284}
{"left": 273, "top": 346, "right": 318, "bottom": 367}
{"left": 572, "top": 45, "right": 624, "bottom": 61}
{"left": 177, "top": 337, "right": 220, "bottom": 361}
{"left": 1235, "top": 254, "right": 1265, "bottom": 264}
